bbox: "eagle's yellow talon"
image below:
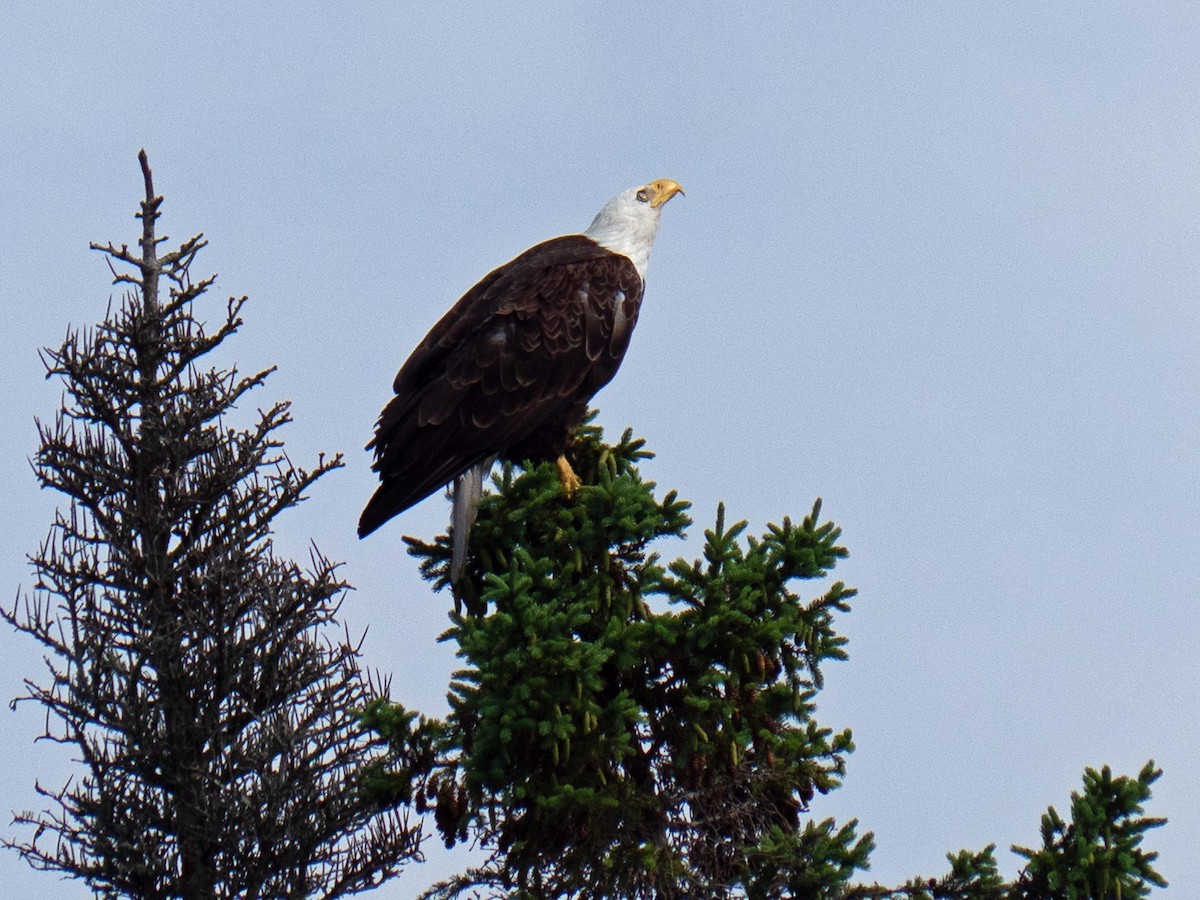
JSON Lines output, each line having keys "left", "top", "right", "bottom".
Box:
{"left": 556, "top": 455, "right": 582, "bottom": 497}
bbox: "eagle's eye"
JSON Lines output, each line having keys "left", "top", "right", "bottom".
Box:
{"left": 636, "top": 188, "right": 649, "bottom": 203}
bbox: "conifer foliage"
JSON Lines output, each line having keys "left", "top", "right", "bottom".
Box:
{"left": 1011, "top": 761, "right": 1166, "bottom": 899}
{"left": 4, "top": 153, "right": 421, "bottom": 897}
{"left": 381, "top": 419, "right": 871, "bottom": 898}
{"left": 370, "top": 418, "right": 1167, "bottom": 899}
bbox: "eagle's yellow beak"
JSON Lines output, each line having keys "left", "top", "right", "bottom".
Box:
{"left": 646, "top": 179, "right": 685, "bottom": 209}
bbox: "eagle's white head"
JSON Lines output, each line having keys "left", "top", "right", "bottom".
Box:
{"left": 584, "top": 179, "right": 684, "bottom": 280}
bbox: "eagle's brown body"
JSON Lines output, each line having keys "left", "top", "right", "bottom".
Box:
{"left": 358, "top": 234, "right": 643, "bottom": 538}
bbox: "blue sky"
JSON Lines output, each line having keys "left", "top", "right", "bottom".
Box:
{"left": 2, "top": 3, "right": 1196, "bottom": 895}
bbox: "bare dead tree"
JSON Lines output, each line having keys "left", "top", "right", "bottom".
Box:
{"left": 4, "top": 151, "right": 422, "bottom": 897}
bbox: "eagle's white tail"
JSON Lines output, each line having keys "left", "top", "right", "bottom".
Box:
{"left": 450, "top": 458, "right": 494, "bottom": 585}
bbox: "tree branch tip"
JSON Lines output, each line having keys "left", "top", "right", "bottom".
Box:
{"left": 138, "top": 149, "right": 156, "bottom": 202}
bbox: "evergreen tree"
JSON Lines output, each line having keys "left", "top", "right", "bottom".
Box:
{"left": 4, "top": 152, "right": 421, "bottom": 897}
{"left": 850, "top": 762, "right": 1165, "bottom": 899}
{"left": 369, "top": 418, "right": 870, "bottom": 898}
{"left": 365, "top": 417, "right": 1166, "bottom": 899}
{"left": 1011, "top": 761, "right": 1166, "bottom": 899}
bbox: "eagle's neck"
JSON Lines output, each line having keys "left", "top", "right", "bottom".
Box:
{"left": 583, "top": 205, "right": 661, "bottom": 281}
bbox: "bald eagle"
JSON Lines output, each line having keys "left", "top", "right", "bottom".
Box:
{"left": 359, "top": 179, "right": 684, "bottom": 581}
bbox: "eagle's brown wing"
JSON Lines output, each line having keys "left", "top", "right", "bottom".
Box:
{"left": 358, "top": 234, "right": 643, "bottom": 537}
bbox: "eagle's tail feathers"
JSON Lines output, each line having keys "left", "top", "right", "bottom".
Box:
{"left": 450, "top": 457, "right": 494, "bottom": 585}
